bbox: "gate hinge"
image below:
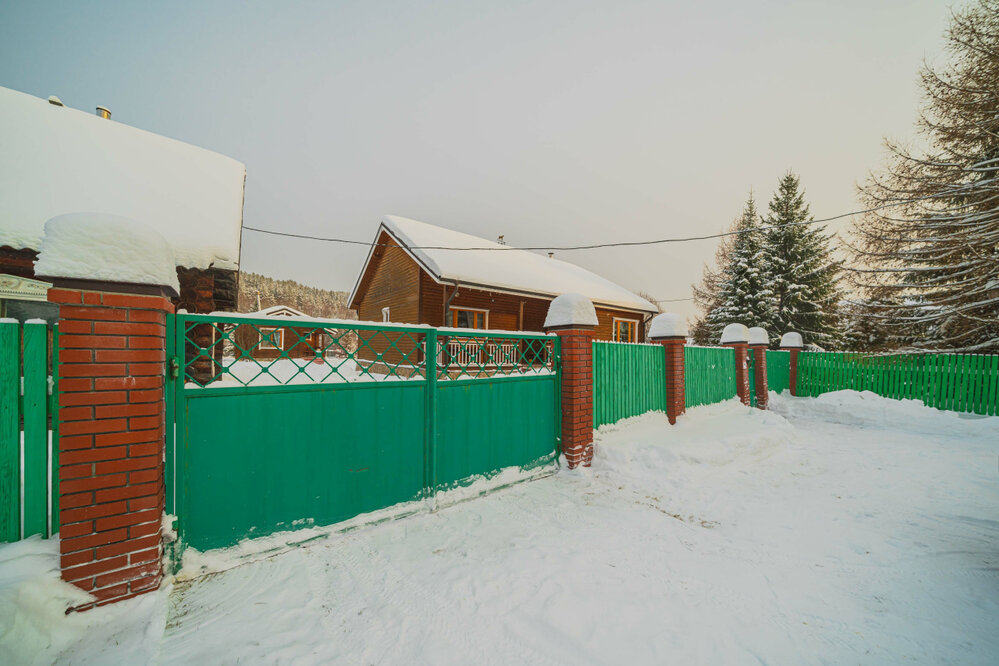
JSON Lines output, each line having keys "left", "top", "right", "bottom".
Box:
{"left": 167, "top": 357, "right": 180, "bottom": 379}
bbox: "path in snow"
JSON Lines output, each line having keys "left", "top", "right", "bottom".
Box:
{"left": 2, "top": 391, "right": 997, "bottom": 664}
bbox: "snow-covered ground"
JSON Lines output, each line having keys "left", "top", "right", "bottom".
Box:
{"left": 2, "top": 391, "right": 998, "bottom": 664}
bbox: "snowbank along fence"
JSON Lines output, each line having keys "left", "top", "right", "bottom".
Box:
{"left": 0, "top": 319, "right": 59, "bottom": 542}
{"left": 793, "top": 351, "right": 999, "bottom": 416}
{"left": 167, "top": 312, "right": 561, "bottom": 553}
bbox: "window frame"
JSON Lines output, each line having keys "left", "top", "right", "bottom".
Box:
{"left": 381, "top": 306, "right": 391, "bottom": 322}
{"left": 612, "top": 317, "right": 639, "bottom": 343}
{"left": 259, "top": 326, "right": 284, "bottom": 350}
{"left": 450, "top": 307, "right": 489, "bottom": 330}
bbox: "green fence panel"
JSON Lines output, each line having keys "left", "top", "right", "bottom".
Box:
{"left": 766, "top": 350, "right": 791, "bottom": 395}
{"left": 0, "top": 321, "right": 18, "bottom": 542}
{"left": 436, "top": 377, "right": 557, "bottom": 487}
{"left": 794, "top": 350, "right": 999, "bottom": 416}
{"left": 592, "top": 342, "right": 667, "bottom": 428}
{"left": 22, "top": 322, "right": 47, "bottom": 538}
{"left": 684, "top": 346, "right": 737, "bottom": 408}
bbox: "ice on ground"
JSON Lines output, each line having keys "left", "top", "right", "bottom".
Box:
{"left": 34, "top": 213, "right": 180, "bottom": 293}
{"left": 3, "top": 391, "right": 998, "bottom": 664}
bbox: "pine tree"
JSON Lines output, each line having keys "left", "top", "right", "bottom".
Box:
{"left": 849, "top": 0, "right": 999, "bottom": 352}
{"left": 703, "top": 194, "right": 775, "bottom": 342}
{"left": 763, "top": 172, "right": 842, "bottom": 348}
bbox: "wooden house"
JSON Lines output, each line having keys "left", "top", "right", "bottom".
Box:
{"left": 238, "top": 305, "right": 329, "bottom": 361}
{"left": 0, "top": 86, "right": 246, "bottom": 315}
{"left": 348, "top": 216, "right": 658, "bottom": 370}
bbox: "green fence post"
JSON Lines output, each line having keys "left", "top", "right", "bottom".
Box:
{"left": 425, "top": 329, "right": 438, "bottom": 506}
{"left": 22, "top": 321, "right": 47, "bottom": 538}
{"left": 50, "top": 322, "right": 60, "bottom": 536}
{"left": 0, "top": 320, "right": 19, "bottom": 542}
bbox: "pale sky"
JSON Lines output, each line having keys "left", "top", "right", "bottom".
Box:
{"left": 0, "top": 0, "right": 951, "bottom": 319}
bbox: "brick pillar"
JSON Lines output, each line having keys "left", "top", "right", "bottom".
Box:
{"left": 649, "top": 312, "right": 688, "bottom": 425}
{"left": 48, "top": 286, "right": 173, "bottom": 609}
{"left": 748, "top": 327, "right": 769, "bottom": 410}
{"left": 721, "top": 323, "right": 751, "bottom": 407}
{"left": 545, "top": 293, "right": 597, "bottom": 469}
{"left": 779, "top": 331, "right": 804, "bottom": 396}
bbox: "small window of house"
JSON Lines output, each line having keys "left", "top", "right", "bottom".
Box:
{"left": 451, "top": 308, "right": 487, "bottom": 329}
{"left": 382, "top": 307, "right": 391, "bottom": 322}
{"left": 613, "top": 318, "right": 638, "bottom": 343}
{"left": 259, "top": 327, "right": 284, "bottom": 350}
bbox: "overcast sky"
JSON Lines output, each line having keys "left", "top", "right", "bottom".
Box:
{"left": 0, "top": 0, "right": 951, "bottom": 319}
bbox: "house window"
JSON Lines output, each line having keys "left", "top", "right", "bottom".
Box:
{"left": 613, "top": 318, "right": 638, "bottom": 343}
{"left": 259, "top": 327, "right": 284, "bottom": 350}
{"left": 382, "top": 306, "right": 391, "bottom": 322}
{"left": 451, "top": 308, "right": 487, "bottom": 329}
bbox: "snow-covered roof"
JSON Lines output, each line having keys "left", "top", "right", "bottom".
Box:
{"left": 0, "top": 86, "right": 246, "bottom": 271}
{"left": 351, "top": 215, "right": 657, "bottom": 313}
{"left": 252, "top": 305, "right": 310, "bottom": 318}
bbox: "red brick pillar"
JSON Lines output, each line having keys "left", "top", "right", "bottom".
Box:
{"left": 545, "top": 294, "right": 596, "bottom": 469}
{"left": 721, "top": 323, "right": 751, "bottom": 406}
{"left": 48, "top": 285, "right": 174, "bottom": 609}
{"left": 649, "top": 313, "right": 687, "bottom": 424}
{"left": 780, "top": 331, "right": 803, "bottom": 396}
{"left": 748, "top": 327, "right": 769, "bottom": 410}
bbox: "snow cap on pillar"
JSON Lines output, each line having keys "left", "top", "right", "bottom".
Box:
{"left": 779, "top": 331, "right": 804, "bottom": 349}
{"left": 649, "top": 312, "right": 687, "bottom": 339}
{"left": 748, "top": 327, "right": 769, "bottom": 346}
{"left": 544, "top": 292, "right": 598, "bottom": 329}
{"left": 720, "top": 323, "right": 749, "bottom": 344}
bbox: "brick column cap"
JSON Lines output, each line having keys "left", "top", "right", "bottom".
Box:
{"left": 543, "top": 293, "right": 597, "bottom": 330}
{"left": 720, "top": 323, "right": 749, "bottom": 345}
{"left": 649, "top": 312, "right": 688, "bottom": 340}
{"left": 779, "top": 331, "right": 803, "bottom": 349}
{"left": 748, "top": 326, "right": 769, "bottom": 346}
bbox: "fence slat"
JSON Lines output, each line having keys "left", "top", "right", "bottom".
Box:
{"left": 0, "top": 321, "right": 19, "bottom": 542}
{"left": 22, "top": 322, "right": 47, "bottom": 538}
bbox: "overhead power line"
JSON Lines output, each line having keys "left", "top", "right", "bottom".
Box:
{"left": 241, "top": 188, "right": 962, "bottom": 252}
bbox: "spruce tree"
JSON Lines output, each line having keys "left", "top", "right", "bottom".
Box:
{"left": 763, "top": 173, "right": 842, "bottom": 348}
{"left": 850, "top": 0, "right": 999, "bottom": 352}
{"left": 702, "top": 194, "right": 775, "bottom": 341}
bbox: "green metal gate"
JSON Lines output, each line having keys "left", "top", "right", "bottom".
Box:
{"left": 166, "top": 313, "right": 559, "bottom": 552}
{"left": 0, "top": 319, "right": 60, "bottom": 542}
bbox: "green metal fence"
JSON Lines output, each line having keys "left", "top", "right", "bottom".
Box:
{"left": 168, "top": 313, "right": 560, "bottom": 552}
{"left": 684, "top": 346, "right": 737, "bottom": 408}
{"left": 796, "top": 351, "right": 999, "bottom": 415}
{"left": 0, "top": 320, "right": 59, "bottom": 543}
{"left": 767, "top": 350, "right": 791, "bottom": 395}
{"left": 592, "top": 341, "right": 667, "bottom": 428}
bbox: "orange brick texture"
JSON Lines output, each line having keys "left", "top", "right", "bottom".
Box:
{"left": 48, "top": 287, "right": 174, "bottom": 610}
{"left": 726, "top": 342, "right": 752, "bottom": 406}
{"left": 654, "top": 337, "right": 686, "bottom": 425}
{"left": 782, "top": 347, "right": 800, "bottom": 396}
{"left": 552, "top": 328, "right": 594, "bottom": 468}
{"left": 750, "top": 344, "right": 768, "bottom": 410}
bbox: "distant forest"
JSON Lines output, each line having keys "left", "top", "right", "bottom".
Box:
{"left": 237, "top": 272, "right": 355, "bottom": 320}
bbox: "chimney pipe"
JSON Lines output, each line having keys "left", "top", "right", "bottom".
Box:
{"left": 96, "top": 106, "right": 111, "bottom": 119}
{"left": 548, "top": 252, "right": 554, "bottom": 259}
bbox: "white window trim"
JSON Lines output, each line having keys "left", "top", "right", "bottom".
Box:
{"left": 382, "top": 306, "right": 391, "bottom": 322}
{"left": 259, "top": 327, "right": 284, "bottom": 350}
{"left": 451, "top": 306, "right": 489, "bottom": 329}
{"left": 612, "top": 317, "right": 640, "bottom": 343}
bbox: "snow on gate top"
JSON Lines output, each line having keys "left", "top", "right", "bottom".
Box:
{"left": 0, "top": 86, "right": 246, "bottom": 271}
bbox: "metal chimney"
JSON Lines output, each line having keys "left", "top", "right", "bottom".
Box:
{"left": 48, "top": 96, "right": 64, "bottom": 106}
{"left": 96, "top": 106, "right": 111, "bottom": 119}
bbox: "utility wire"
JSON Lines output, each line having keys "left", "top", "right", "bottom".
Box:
{"left": 241, "top": 188, "right": 961, "bottom": 252}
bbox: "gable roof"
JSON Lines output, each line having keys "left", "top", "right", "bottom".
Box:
{"left": 252, "top": 304, "right": 310, "bottom": 318}
{"left": 350, "top": 215, "right": 657, "bottom": 314}
{"left": 0, "top": 86, "right": 246, "bottom": 271}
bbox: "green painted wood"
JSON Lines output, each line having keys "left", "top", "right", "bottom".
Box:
{"left": 592, "top": 342, "right": 666, "bottom": 428}
{"left": 685, "top": 346, "right": 737, "bottom": 408}
{"left": 765, "top": 350, "right": 791, "bottom": 394}
{"left": 0, "top": 322, "right": 19, "bottom": 542}
{"left": 987, "top": 355, "right": 998, "bottom": 416}
{"left": 21, "top": 323, "right": 47, "bottom": 538}
{"left": 425, "top": 329, "right": 438, "bottom": 493}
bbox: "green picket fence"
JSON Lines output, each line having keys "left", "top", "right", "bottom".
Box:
{"left": 796, "top": 351, "right": 999, "bottom": 416}
{"left": 685, "top": 346, "right": 737, "bottom": 408}
{"left": 592, "top": 341, "right": 667, "bottom": 428}
{"left": 0, "top": 320, "right": 59, "bottom": 543}
{"left": 767, "top": 350, "right": 791, "bottom": 394}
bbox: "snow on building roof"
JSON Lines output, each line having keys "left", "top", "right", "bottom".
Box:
{"left": 353, "top": 215, "right": 657, "bottom": 313}
{"left": 252, "top": 304, "right": 310, "bottom": 318}
{"left": 0, "top": 86, "right": 246, "bottom": 271}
